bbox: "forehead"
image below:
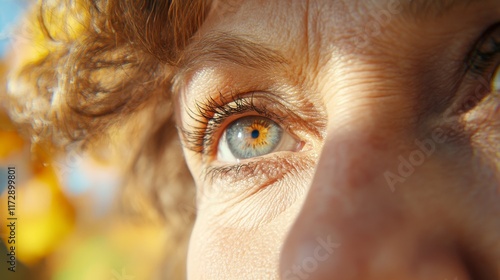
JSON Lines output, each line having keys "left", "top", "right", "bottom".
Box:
{"left": 209, "top": 0, "right": 480, "bottom": 22}
{"left": 197, "top": 0, "right": 496, "bottom": 52}
{"left": 176, "top": 0, "right": 498, "bottom": 96}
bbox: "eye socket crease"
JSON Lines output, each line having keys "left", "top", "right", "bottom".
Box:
{"left": 172, "top": 31, "right": 289, "bottom": 98}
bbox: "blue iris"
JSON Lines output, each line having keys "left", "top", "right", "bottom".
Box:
{"left": 225, "top": 116, "right": 283, "bottom": 159}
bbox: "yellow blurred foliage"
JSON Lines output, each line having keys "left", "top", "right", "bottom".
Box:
{"left": 15, "top": 0, "right": 89, "bottom": 68}
{"left": 0, "top": 165, "right": 75, "bottom": 265}
{"left": 0, "top": 131, "right": 25, "bottom": 159}
{"left": 20, "top": 168, "right": 75, "bottom": 265}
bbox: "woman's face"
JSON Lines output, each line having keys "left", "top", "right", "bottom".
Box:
{"left": 176, "top": 0, "right": 500, "bottom": 278}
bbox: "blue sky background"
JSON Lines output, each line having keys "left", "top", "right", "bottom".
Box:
{"left": 0, "top": 0, "right": 29, "bottom": 57}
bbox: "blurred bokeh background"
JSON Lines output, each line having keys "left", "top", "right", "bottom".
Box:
{"left": 0, "top": 1, "right": 172, "bottom": 279}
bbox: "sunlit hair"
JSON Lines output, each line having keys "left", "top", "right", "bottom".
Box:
{"left": 2, "top": 0, "right": 211, "bottom": 277}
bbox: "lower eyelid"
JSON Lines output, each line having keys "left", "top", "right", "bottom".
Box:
{"left": 204, "top": 152, "right": 315, "bottom": 188}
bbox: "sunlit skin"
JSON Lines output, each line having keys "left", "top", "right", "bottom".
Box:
{"left": 175, "top": 0, "right": 500, "bottom": 279}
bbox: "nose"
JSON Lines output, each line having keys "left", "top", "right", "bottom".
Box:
{"left": 279, "top": 131, "right": 471, "bottom": 279}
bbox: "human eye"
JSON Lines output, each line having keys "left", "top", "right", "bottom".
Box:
{"left": 179, "top": 91, "right": 317, "bottom": 185}
{"left": 181, "top": 92, "right": 306, "bottom": 161}
{"left": 454, "top": 23, "right": 500, "bottom": 114}
{"left": 178, "top": 85, "right": 326, "bottom": 191}
{"left": 217, "top": 116, "right": 301, "bottom": 163}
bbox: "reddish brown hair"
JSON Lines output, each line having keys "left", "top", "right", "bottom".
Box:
{"left": 2, "top": 0, "right": 211, "bottom": 277}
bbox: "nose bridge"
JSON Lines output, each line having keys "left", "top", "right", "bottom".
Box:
{"left": 279, "top": 71, "right": 417, "bottom": 278}
{"left": 308, "top": 76, "right": 410, "bottom": 202}
{"left": 280, "top": 127, "right": 405, "bottom": 278}
{"left": 304, "top": 123, "right": 403, "bottom": 224}
{"left": 314, "top": 131, "right": 393, "bottom": 191}
{"left": 297, "top": 67, "right": 418, "bottom": 223}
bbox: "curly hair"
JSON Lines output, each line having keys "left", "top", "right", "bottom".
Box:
{"left": 2, "top": 0, "right": 211, "bottom": 278}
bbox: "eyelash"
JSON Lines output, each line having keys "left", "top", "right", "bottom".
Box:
{"left": 467, "top": 34, "right": 500, "bottom": 76}
{"left": 182, "top": 92, "right": 287, "bottom": 157}
{"left": 459, "top": 23, "right": 500, "bottom": 113}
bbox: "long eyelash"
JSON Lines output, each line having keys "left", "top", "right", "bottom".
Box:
{"left": 180, "top": 91, "right": 284, "bottom": 156}
{"left": 466, "top": 28, "right": 500, "bottom": 75}
{"left": 456, "top": 26, "right": 500, "bottom": 114}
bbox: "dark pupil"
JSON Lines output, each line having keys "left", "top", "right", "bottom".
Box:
{"left": 251, "top": 129, "right": 260, "bottom": 139}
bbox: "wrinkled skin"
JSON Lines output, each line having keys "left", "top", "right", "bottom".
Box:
{"left": 177, "top": 0, "right": 500, "bottom": 279}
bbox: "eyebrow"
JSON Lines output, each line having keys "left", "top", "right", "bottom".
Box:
{"left": 173, "top": 31, "right": 287, "bottom": 88}
{"left": 401, "top": 0, "right": 476, "bottom": 18}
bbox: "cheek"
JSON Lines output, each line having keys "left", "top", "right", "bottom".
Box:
{"left": 186, "top": 162, "right": 316, "bottom": 278}
{"left": 187, "top": 202, "right": 301, "bottom": 279}
{"left": 193, "top": 172, "right": 312, "bottom": 230}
